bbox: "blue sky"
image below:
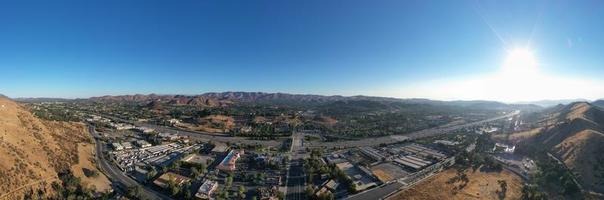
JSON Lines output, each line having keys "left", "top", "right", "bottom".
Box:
{"left": 0, "top": 0, "right": 603, "bottom": 101}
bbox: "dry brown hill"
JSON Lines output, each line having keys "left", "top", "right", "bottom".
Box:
{"left": 518, "top": 102, "right": 604, "bottom": 194}
{"left": 0, "top": 97, "right": 108, "bottom": 199}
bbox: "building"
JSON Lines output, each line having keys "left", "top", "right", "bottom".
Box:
{"left": 494, "top": 143, "right": 515, "bottom": 153}
{"left": 216, "top": 149, "right": 243, "bottom": 172}
{"left": 121, "top": 142, "right": 133, "bottom": 149}
{"left": 168, "top": 118, "right": 181, "bottom": 125}
{"left": 158, "top": 132, "right": 180, "bottom": 141}
{"left": 135, "top": 126, "right": 155, "bottom": 133}
{"left": 321, "top": 179, "right": 339, "bottom": 191}
{"left": 358, "top": 147, "right": 385, "bottom": 162}
{"left": 433, "top": 140, "right": 460, "bottom": 146}
{"left": 336, "top": 162, "right": 377, "bottom": 191}
{"left": 110, "top": 123, "right": 135, "bottom": 130}
{"left": 132, "top": 165, "right": 151, "bottom": 182}
{"left": 195, "top": 180, "right": 218, "bottom": 199}
{"left": 211, "top": 143, "right": 229, "bottom": 154}
{"left": 135, "top": 140, "right": 152, "bottom": 148}
{"left": 181, "top": 154, "right": 212, "bottom": 165}
{"left": 111, "top": 143, "right": 124, "bottom": 151}
{"left": 153, "top": 172, "right": 191, "bottom": 189}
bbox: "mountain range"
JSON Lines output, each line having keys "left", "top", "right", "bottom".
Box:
{"left": 82, "top": 92, "right": 541, "bottom": 111}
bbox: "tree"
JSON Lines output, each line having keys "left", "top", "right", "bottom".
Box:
{"left": 238, "top": 185, "right": 246, "bottom": 196}
{"left": 147, "top": 167, "right": 158, "bottom": 182}
{"left": 191, "top": 167, "right": 200, "bottom": 179}
{"left": 497, "top": 180, "right": 507, "bottom": 200}
{"left": 167, "top": 179, "right": 180, "bottom": 196}
{"left": 226, "top": 175, "right": 234, "bottom": 187}
{"left": 305, "top": 185, "right": 315, "bottom": 197}
{"left": 127, "top": 186, "right": 142, "bottom": 199}
{"left": 200, "top": 163, "right": 208, "bottom": 174}
{"left": 182, "top": 182, "right": 192, "bottom": 199}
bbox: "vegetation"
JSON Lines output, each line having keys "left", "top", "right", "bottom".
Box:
{"left": 51, "top": 170, "right": 110, "bottom": 199}
{"left": 533, "top": 158, "right": 580, "bottom": 196}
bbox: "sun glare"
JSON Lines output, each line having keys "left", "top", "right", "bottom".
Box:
{"left": 502, "top": 48, "right": 538, "bottom": 76}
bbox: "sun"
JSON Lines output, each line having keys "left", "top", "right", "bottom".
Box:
{"left": 501, "top": 48, "right": 538, "bottom": 76}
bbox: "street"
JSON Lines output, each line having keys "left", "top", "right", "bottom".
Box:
{"left": 285, "top": 132, "right": 307, "bottom": 200}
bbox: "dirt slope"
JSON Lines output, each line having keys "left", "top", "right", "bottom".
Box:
{"left": 518, "top": 102, "right": 604, "bottom": 194}
{"left": 0, "top": 97, "right": 106, "bottom": 199}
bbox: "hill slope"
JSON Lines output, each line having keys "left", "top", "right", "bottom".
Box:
{"left": 520, "top": 102, "right": 604, "bottom": 194}
{"left": 0, "top": 97, "right": 106, "bottom": 199}
{"left": 593, "top": 100, "right": 604, "bottom": 109}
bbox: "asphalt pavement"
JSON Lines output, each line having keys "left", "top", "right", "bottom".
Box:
{"left": 285, "top": 132, "right": 307, "bottom": 200}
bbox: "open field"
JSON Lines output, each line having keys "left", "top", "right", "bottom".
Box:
{"left": 70, "top": 143, "right": 111, "bottom": 192}
{"left": 387, "top": 168, "right": 524, "bottom": 200}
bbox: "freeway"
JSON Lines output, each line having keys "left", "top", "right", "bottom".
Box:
{"left": 100, "top": 114, "right": 283, "bottom": 147}
{"left": 305, "top": 110, "right": 521, "bottom": 148}
{"left": 88, "top": 125, "right": 172, "bottom": 200}
{"left": 99, "top": 110, "right": 519, "bottom": 150}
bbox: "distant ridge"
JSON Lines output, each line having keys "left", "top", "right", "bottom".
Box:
{"left": 86, "top": 91, "right": 537, "bottom": 110}
{"left": 515, "top": 99, "right": 590, "bottom": 107}
{"left": 13, "top": 97, "right": 72, "bottom": 103}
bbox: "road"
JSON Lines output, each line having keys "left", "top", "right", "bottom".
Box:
{"left": 100, "top": 114, "right": 283, "bottom": 147}
{"left": 101, "top": 110, "right": 519, "bottom": 150}
{"left": 88, "top": 125, "right": 172, "bottom": 200}
{"left": 306, "top": 110, "right": 520, "bottom": 148}
{"left": 285, "top": 132, "right": 307, "bottom": 200}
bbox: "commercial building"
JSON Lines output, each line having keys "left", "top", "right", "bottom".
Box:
{"left": 110, "top": 123, "right": 135, "bottom": 130}
{"left": 153, "top": 172, "right": 191, "bottom": 189}
{"left": 121, "top": 142, "right": 133, "bottom": 149}
{"left": 195, "top": 180, "right": 218, "bottom": 199}
{"left": 112, "top": 143, "right": 124, "bottom": 151}
{"left": 135, "top": 126, "right": 155, "bottom": 133}
{"left": 336, "top": 162, "right": 377, "bottom": 191}
{"left": 216, "top": 149, "right": 243, "bottom": 172}
{"left": 135, "top": 140, "right": 152, "bottom": 148}
{"left": 158, "top": 132, "right": 180, "bottom": 141}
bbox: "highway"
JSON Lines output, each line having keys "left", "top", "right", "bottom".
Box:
{"left": 306, "top": 110, "right": 521, "bottom": 148}
{"left": 101, "top": 110, "right": 519, "bottom": 150}
{"left": 88, "top": 125, "right": 172, "bottom": 200}
{"left": 100, "top": 114, "right": 283, "bottom": 147}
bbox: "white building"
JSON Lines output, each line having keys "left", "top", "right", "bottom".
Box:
{"left": 112, "top": 143, "right": 124, "bottom": 151}
{"left": 136, "top": 140, "right": 152, "bottom": 148}
{"left": 195, "top": 180, "right": 218, "bottom": 199}
{"left": 135, "top": 126, "right": 155, "bottom": 133}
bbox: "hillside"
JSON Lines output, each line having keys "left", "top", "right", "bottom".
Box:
{"left": 0, "top": 97, "right": 109, "bottom": 199}
{"left": 593, "top": 100, "right": 604, "bottom": 109}
{"left": 517, "top": 102, "right": 604, "bottom": 194}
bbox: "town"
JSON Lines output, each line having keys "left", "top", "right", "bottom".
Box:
{"left": 66, "top": 103, "right": 531, "bottom": 200}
